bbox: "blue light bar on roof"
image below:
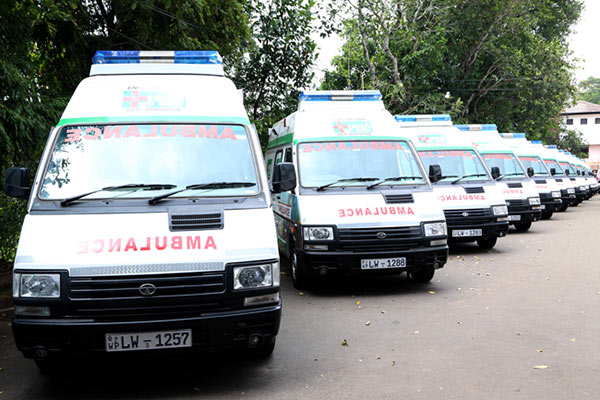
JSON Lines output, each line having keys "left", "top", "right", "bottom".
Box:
{"left": 455, "top": 124, "right": 497, "bottom": 131}
{"left": 92, "top": 50, "right": 223, "bottom": 65}
{"left": 531, "top": 140, "right": 542, "bottom": 144}
{"left": 558, "top": 150, "right": 565, "bottom": 153}
{"left": 299, "top": 90, "right": 382, "bottom": 102}
{"left": 394, "top": 114, "right": 451, "bottom": 122}
{"left": 546, "top": 145, "right": 558, "bottom": 149}
{"left": 565, "top": 152, "right": 572, "bottom": 155}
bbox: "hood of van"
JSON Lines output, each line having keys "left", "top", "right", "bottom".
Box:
{"left": 14, "top": 208, "right": 277, "bottom": 276}
{"left": 297, "top": 191, "right": 444, "bottom": 227}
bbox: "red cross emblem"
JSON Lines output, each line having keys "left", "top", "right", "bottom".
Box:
{"left": 123, "top": 91, "right": 148, "bottom": 107}
{"left": 418, "top": 135, "right": 430, "bottom": 143}
{"left": 333, "top": 121, "right": 349, "bottom": 134}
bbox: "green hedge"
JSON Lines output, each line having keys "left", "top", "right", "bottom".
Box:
{"left": 0, "top": 192, "right": 26, "bottom": 272}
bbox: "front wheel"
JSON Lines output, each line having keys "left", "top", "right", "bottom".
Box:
{"left": 557, "top": 202, "right": 568, "bottom": 212}
{"left": 246, "top": 337, "right": 276, "bottom": 359}
{"left": 477, "top": 236, "right": 497, "bottom": 249}
{"left": 291, "top": 249, "right": 312, "bottom": 289}
{"left": 541, "top": 210, "right": 553, "bottom": 220}
{"left": 513, "top": 220, "right": 532, "bottom": 232}
{"left": 409, "top": 268, "right": 435, "bottom": 283}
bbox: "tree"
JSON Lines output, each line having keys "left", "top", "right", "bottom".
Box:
{"left": 578, "top": 77, "right": 600, "bottom": 105}
{"left": 233, "top": 0, "right": 317, "bottom": 147}
{"left": 320, "top": 0, "right": 582, "bottom": 142}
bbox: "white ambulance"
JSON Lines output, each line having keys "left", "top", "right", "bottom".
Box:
{"left": 496, "top": 135, "right": 563, "bottom": 219}
{"left": 554, "top": 147, "right": 589, "bottom": 205}
{"left": 265, "top": 91, "right": 448, "bottom": 289}
{"left": 454, "top": 125, "right": 541, "bottom": 231}
{"left": 4, "top": 50, "right": 282, "bottom": 368}
{"left": 535, "top": 144, "right": 577, "bottom": 211}
{"left": 395, "top": 115, "right": 509, "bottom": 249}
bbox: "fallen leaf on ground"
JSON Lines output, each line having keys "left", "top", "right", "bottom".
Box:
{"left": 537, "top": 349, "right": 543, "bottom": 353}
{"left": 428, "top": 291, "right": 435, "bottom": 294}
{"left": 356, "top": 301, "right": 360, "bottom": 305}
{"left": 193, "top": 387, "right": 202, "bottom": 392}
{"left": 299, "top": 292, "right": 304, "bottom": 296}
{"left": 533, "top": 365, "right": 549, "bottom": 369}
{"left": 391, "top": 361, "right": 396, "bottom": 366}
{"left": 365, "top": 321, "right": 371, "bottom": 326}
{"left": 571, "top": 338, "right": 576, "bottom": 342}
{"left": 341, "top": 339, "right": 348, "bottom": 346}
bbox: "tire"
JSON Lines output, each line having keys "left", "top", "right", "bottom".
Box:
{"left": 477, "top": 236, "right": 497, "bottom": 249}
{"left": 246, "top": 337, "right": 276, "bottom": 359}
{"left": 513, "top": 220, "right": 532, "bottom": 232}
{"left": 409, "top": 268, "right": 435, "bottom": 283}
{"left": 35, "top": 358, "right": 62, "bottom": 374}
{"left": 291, "top": 248, "right": 312, "bottom": 289}
{"left": 541, "top": 211, "right": 553, "bottom": 220}
{"left": 557, "top": 203, "right": 568, "bottom": 212}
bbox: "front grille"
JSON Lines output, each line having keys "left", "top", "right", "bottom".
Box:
{"left": 170, "top": 212, "right": 223, "bottom": 231}
{"left": 444, "top": 208, "right": 493, "bottom": 225}
{"left": 338, "top": 226, "right": 423, "bottom": 252}
{"left": 507, "top": 183, "right": 523, "bottom": 188}
{"left": 539, "top": 192, "right": 552, "bottom": 202}
{"left": 68, "top": 272, "right": 228, "bottom": 320}
{"left": 464, "top": 186, "right": 484, "bottom": 194}
{"left": 506, "top": 199, "right": 529, "bottom": 212}
{"left": 384, "top": 194, "right": 414, "bottom": 204}
{"left": 535, "top": 179, "right": 547, "bottom": 184}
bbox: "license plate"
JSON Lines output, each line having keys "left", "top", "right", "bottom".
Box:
{"left": 540, "top": 205, "right": 546, "bottom": 209}
{"left": 361, "top": 257, "right": 406, "bottom": 270}
{"left": 452, "top": 229, "right": 482, "bottom": 237}
{"left": 105, "top": 329, "right": 192, "bottom": 352}
{"left": 508, "top": 215, "right": 521, "bottom": 221}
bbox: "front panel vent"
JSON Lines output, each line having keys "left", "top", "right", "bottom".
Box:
{"left": 534, "top": 179, "right": 547, "bottom": 184}
{"left": 555, "top": 178, "right": 563, "bottom": 182}
{"left": 464, "top": 186, "right": 484, "bottom": 194}
{"left": 384, "top": 194, "right": 414, "bottom": 204}
{"left": 507, "top": 183, "right": 523, "bottom": 188}
{"left": 170, "top": 212, "right": 223, "bottom": 231}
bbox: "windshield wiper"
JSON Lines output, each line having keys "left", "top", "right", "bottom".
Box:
{"left": 316, "top": 177, "right": 378, "bottom": 192}
{"left": 496, "top": 173, "right": 525, "bottom": 180}
{"left": 60, "top": 183, "right": 177, "bottom": 206}
{"left": 148, "top": 182, "right": 256, "bottom": 205}
{"left": 451, "top": 174, "right": 488, "bottom": 184}
{"left": 367, "top": 176, "right": 424, "bottom": 190}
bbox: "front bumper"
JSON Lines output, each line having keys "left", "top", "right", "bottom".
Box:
{"left": 539, "top": 193, "right": 562, "bottom": 213}
{"left": 13, "top": 303, "right": 281, "bottom": 359}
{"left": 446, "top": 221, "right": 509, "bottom": 244}
{"left": 506, "top": 201, "right": 542, "bottom": 224}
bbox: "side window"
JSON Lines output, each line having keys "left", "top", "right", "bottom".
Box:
{"left": 266, "top": 158, "right": 274, "bottom": 182}
{"left": 284, "top": 147, "right": 293, "bottom": 163}
{"left": 566, "top": 118, "right": 573, "bottom": 125}
{"left": 272, "top": 150, "right": 283, "bottom": 180}
{"left": 580, "top": 118, "right": 588, "bottom": 125}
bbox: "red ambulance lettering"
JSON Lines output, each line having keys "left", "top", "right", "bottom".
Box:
{"left": 109, "top": 238, "right": 121, "bottom": 252}
{"left": 155, "top": 236, "right": 167, "bottom": 250}
{"left": 104, "top": 126, "right": 122, "bottom": 139}
{"left": 187, "top": 236, "right": 201, "bottom": 249}
{"left": 338, "top": 206, "right": 415, "bottom": 217}
{"left": 144, "top": 125, "right": 158, "bottom": 137}
{"left": 219, "top": 127, "right": 237, "bottom": 140}
{"left": 77, "top": 235, "right": 217, "bottom": 254}
{"left": 205, "top": 236, "right": 217, "bottom": 249}
{"left": 140, "top": 237, "right": 151, "bottom": 251}
{"left": 198, "top": 125, "right": 218, "bottom": 138}
{"left": 124, "top": 126, "right": 141, "bottom": 138}
{"left": 77, "top": 240, "right": 89, "bottom": 254}
{"left": 160, "top": 125, "right": 177, "bottom": 137}
{"left": 65, "top": 128, "right": 81, "bottom": 143}
{"left": 171, "top": 236, "right": 183, "bottom": 249}
{"left": 93, "top": 239, "right": 104, "bottom": 253}
{"left": 180, "top": 125, "right": 196, "bottom": 137}
{"left": 124, "top": 237, "right": 138, "bottom": 251}
{"left": 83, "top": 127, "right": 102, "bottom": 140}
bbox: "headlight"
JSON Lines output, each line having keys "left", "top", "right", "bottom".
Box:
{"left": 15, "top": 273, "right": 61, "bottom": 298}
{"left": 233, "top": 263, "right": 278, "bottom": 290}
{"left": 424, "top": 222, "right": 447, "bottom": 237}
{"left": 551, "top": 191, "right": 560, "bottom": 198}
{"left": 567, "top": 188, "right": 575, "bottom": 194}
{"left": 492, "top": 205, "right": 508, "bottom": 216}
{"left": 303, "top": 227, "right": 334, "bottom": 241}
{"left": 528, "top": 197, "right": 541, "bottom": 206}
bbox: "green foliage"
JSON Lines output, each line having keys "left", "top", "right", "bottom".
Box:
{"left": 577, "top": 77, "right": 600, "bottom": 105}
{"left": 320, "top": 0, "right": 582, "bottom": 142}
{"left": 233, "top": 0, "right": 317, "bottom": 147}
{"left": 0, "top": 194, "right": 26, "bottom": 272}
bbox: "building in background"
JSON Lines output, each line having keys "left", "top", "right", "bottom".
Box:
{"left": 561, "top": 100, "right": 600, "bottom": 170}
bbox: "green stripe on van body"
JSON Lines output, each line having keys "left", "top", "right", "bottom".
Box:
{"left": 293, "top": 135, "right": 410, "bottom": 144}
{"left": 56, "top": 115, "right": 250, "bottom": 127}
{"left": 267, "top": 133, "right": 294, "bottom": 149}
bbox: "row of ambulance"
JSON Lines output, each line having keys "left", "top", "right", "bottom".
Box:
{"left": 3, "top": 51, "right": 597, "bottom": 366}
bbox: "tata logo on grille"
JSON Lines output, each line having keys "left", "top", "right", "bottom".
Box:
{"left": 139, "top": 283, "right": 157, "bottom": 296}
{"left": 376, "top": 232, "right": 387, "bottom": 240}
{"left": 462, "top": 212, "right": 470, "bottom": 217}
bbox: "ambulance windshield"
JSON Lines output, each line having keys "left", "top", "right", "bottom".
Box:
{"left": 559, "top": 162, "right": 575, "bottom": 176}
{"left": 481, "top": 153, "right": 526, "bottom": 178}
{"left": 39, "top": 124, "right": 259, "bottom": 200}
{"left": 418, "top": 150, "right": 490, "bottom": 183}
{"left": 519, "top": 156, "right": 550, "bottom": 176}
{"left": 297, "top": 140, "right": 425, "bottom": 188}
{"left": 543, "top": 159, "right": 565, "bottom": 176}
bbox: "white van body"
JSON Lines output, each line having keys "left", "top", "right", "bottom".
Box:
{"left": 454, "top": 125, "right": 541, "bottom": 230}
{"left": 495, "top": 135, "right": 563, "bottom": 218}
{"left": 551, "top": 147, "right": 589, "bottom": 205}
{"left": 9, "top": 51, "right": 281, "bottom": 364}
{"left": 395, "top": 115, "right": 509, "bottom": 249}
{"left": 536, "top": 145, "right": 578, "bottom": 208}
{"left": 265, "top": 91, "right": 448, "bottom": 288}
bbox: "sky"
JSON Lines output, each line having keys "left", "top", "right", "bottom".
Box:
{"left": 313, "top": 0, "right": 599, "bottom": 86}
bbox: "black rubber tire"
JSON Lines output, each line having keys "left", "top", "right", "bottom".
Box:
{"left": 557, "top": 203, "right": 568, "bottom": 212}
{"left": 513, "top": 220, "right": 532, "bottom": 232}
{"left": 541, "top": 211, "right": 553, "bottom": 220}
{"left": 246, "top": 337, "right": 276, "bottom": 359}
{"left": 291, "top": 248, "right": 312, "bottom": 289}
{"left": 35, "top": 358, "right": 62, "bottom": 374}
{"left": 409, "top": 268, "right": 435, "bottom": 283}
{"left": 477, "top": 236, "right": 498, "bottom": 249}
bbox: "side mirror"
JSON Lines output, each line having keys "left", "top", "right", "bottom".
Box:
{"left": 565, "top": 169, "right": 570, "bottom": 176}
{"left": 272, "top": 162, "right": 297, "bottom": 193}
{"left": 550, "top": 168, "right": 556, "bottom": 176}
{"left": 491, "top": 166, "right": 501, "bottom": 180}
{"left": 428, "top": 164, "right": 442, "bottom": 183}
{"left": 527, "top": 167, "right": 534, "bottom": 177}
{"left": 4, "top": 167, "right": 31, "bottom": 199}
{"left": 577, "top": 170, "right": 581, "bottom": 176}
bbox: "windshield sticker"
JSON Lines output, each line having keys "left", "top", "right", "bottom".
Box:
{"left": 483, "top": 154, "right": 513, "bottom": 160}
{"left": 332, "top": 120, "right": 373, "bottom": 135}
{"left": 419, "top": 150, "right": 474, "bottom": 158}
{"left": 64, "top": 125, "right": 238, "bottom": 142}
{"left": 122, "top": 88, "right": 186, "bottom": 112}
{"left": 300, "top": 141, "right": 406, "bottom": 152}
{"left": 519, "top": 157, "right": 539, "bottom": 162}
{"left": 338, "top": 206, "right": 414, "bottom": 218}
{"left": 77, "top": 235, "right": 217, "bottom": 254}
{"left": 438, "top": 194, "right": 486, "bottom": 201}
{"left": 416, "top": 134, "right": 447, "bottom": 145}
